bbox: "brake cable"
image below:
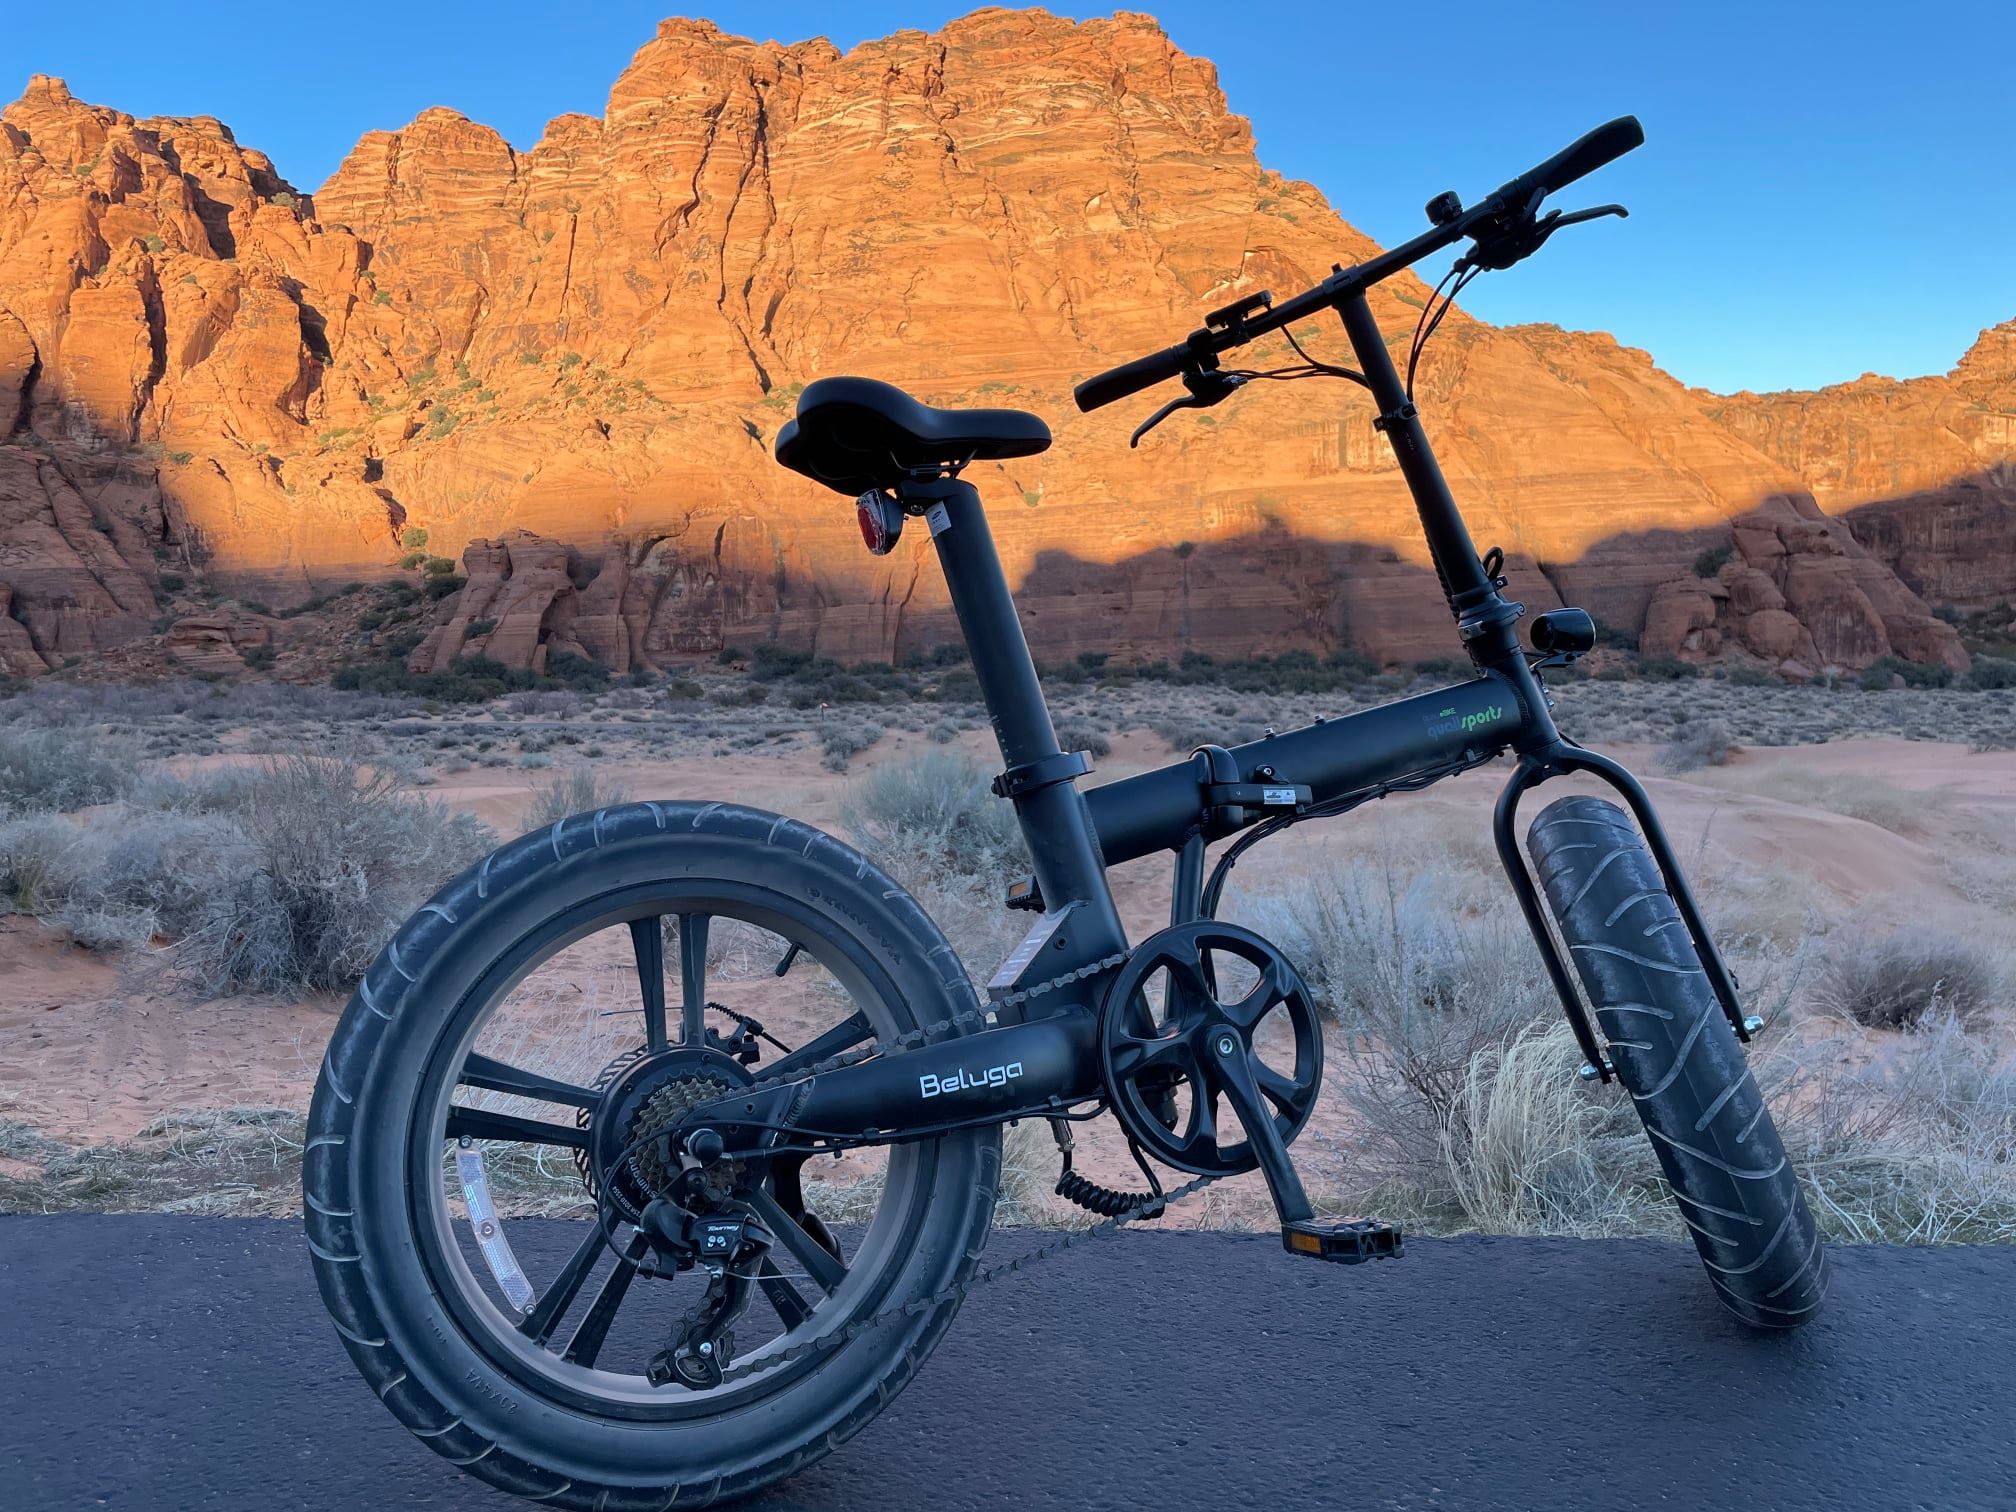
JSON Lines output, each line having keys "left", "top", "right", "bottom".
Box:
{"left": 1131, "top": 323, "right": 1368, "bottom": 446}
{"left": 1406, "top": 261, "right": 1482, "bottom": 403}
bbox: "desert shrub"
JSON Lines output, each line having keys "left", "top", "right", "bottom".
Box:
{"left": 926, "top": 668, "right": 982, "bottom": 702}
{"left": 523, "top": 766, "right": 632, "bottom": 831}
{"left": 1761, "top": 1012, "right": 2016, "bottom": 1243}
{"left": 1149, "top": 716, "right": 1265, "bottom": 753}
{"left": 1808, "top": 930, "right": 1998, "bottom": 1031}
{"left": 0, "top": 727, "right": 134, "bottom": 812}
{"left": 545, "top": 651, "right": 612, "bottom": 689}
{"left": 1693, "top": 543, "right": 1733, "bottom": 579}
{"left": 843, "top": 750, "right": 1026, "bottom": 882}
{"left": 0, "top": 813, "right": 76, "bottom": 912}
{"left": 818, "top": 720, "right": 884, "bottom": 772}
{"left": 842, "top": 751, "right": 1029, "bottom": 982}
{"left": 1633, "top": 654, "right": 1700, "bottom": 681}
{"left": 1859, "top": 655, "right": 1952, "bottom": 691}
{"left": 1658, "top": 719, "right": 1734, "bottom": 772}
{"left": 1053, "top": 719, "right": 1112, "bottom": 760}
{"left": 1966, "top": 656, "right": 2016, "bottom": 691}
{"left": 0, "top": 758, "right": 492, "bottom": 993}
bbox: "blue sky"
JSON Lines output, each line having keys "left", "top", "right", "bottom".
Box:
{"left": 11, "top": 1, "right": 2011, "bottom": 393}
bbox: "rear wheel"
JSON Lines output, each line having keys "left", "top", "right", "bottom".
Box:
{"left": 305, "top": 801, "right": 1000, "bottom": 1509}
{"left": 1528, "top": 795, "right": 1826, "bottom": 1328}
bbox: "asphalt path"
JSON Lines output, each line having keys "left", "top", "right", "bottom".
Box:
{"left": 3, "top": 1217, "right": 2012, "bottom": 1511}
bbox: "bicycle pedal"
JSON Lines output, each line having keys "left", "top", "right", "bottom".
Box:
{"left": 1282, "top": 1218, "right": 1403, "bottom": 1265}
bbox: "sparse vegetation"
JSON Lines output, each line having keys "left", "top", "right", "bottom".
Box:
{"left": 523, "top": 766, "right": 632, "bottom": 831}
{"left": 0, "top": 727, "right": 134, "bottom": 812}
{"left": 1809, "top": 930, "right": 1998, "bottom": 1031}
{"left": 1658, "top": 718, "right": 1734, "bottom": 772}
{"left": 0, "top": 757, "right": 492, "bottom": 994}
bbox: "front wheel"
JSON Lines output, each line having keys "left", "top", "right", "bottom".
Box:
{"left": 1528, "top": 795, "right": 1826, "bottom": 1328}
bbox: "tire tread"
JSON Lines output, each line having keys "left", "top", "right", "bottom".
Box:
{"left": 1528, "top": 794, "right": 1826, "bottom": 1329}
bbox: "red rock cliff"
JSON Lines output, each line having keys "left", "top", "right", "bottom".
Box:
{"left": 0, "top": 12, "right": 2006, "bottom": 676}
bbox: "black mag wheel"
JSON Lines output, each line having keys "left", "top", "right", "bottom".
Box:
{"left": 1527, "top": 795, "right": 1827, "bottom": 1329}
{"left": 305, "top": 802, "right": 1002, "bottom": 1510}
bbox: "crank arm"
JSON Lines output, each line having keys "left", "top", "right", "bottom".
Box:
{"left": 677, "top": 1010, "right": 1102, "bottom": 1155}
{"left": 1202, "top": 1032, "right": 1315, "bottom": 1225}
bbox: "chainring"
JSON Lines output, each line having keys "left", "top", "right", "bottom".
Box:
{"left": 1095, "top": 920, "right": 1323, "bottom": 1177}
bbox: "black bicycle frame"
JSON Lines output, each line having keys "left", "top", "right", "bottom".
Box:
{"left": 688, "top": 287, "right": 1749, "bottom": 1158}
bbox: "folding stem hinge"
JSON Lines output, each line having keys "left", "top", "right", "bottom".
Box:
{"left": 992, "top": 749, "right": 1091, "bottom": 800}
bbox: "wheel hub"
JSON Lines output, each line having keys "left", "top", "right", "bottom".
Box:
{"left": 577, "top": 1046, "right": 754, "bottom": 1217}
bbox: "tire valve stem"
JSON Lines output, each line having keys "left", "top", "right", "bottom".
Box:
{"left": 1742, "top": 1014, "right": 1766, "bottom": 1035}
{"left": 1577, "top": 1058, "right": 1614, "bottom": 1082}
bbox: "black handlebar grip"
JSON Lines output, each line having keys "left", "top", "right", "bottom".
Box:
{"left": 1073, "top": 344, "right": 1190, "bottom": 412}
{"left": 1495, "top": 115, "right": 1644, "bottom": 208}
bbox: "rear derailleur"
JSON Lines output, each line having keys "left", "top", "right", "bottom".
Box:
{"left": 635, "top": 1196, "right": 774, "bottom": 1389}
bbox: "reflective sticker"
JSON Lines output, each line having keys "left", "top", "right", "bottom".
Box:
{"left": 456, "top": 1141, "right": 536, "bottom": 1314}
{"left": 987, "top": 902, "right": 1080, "bottom": 996}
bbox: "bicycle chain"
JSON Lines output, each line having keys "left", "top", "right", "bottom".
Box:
{"left": 687, "top": 947, "right": 1225, "bottom": 1386}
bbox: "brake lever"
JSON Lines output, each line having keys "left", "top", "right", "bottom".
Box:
{"left": 1457, "top": 202, "right": 1628, "bottom": 273}
{"left": 1130, "top": 369, "right": 1247, "bottom": 448}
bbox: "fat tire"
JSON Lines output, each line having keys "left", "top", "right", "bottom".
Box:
{"left": 1528, "top": 795, "right": 1826, "bottom": 1328}
{"left": 304, "top": 801, "right": 1002, "bottom": 1509}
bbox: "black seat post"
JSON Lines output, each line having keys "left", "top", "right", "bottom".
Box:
{"left": 903, "top": 476, "right": 1129, "bottom": 965}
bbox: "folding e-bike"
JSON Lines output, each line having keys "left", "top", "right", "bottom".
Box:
{"left": 307, "top": 115, "right": 1824, "bottom": 1509}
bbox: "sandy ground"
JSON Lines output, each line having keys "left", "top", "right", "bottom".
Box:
{"left": 6, "top": 727, "right": 2014, "bottom": 1195}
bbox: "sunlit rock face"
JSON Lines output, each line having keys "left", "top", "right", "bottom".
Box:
{"left": 0, "top": 15, "right": 2006, "bottom": 676}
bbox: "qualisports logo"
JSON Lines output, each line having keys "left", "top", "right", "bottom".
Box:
{"left": 920, "top": 1061, "right": 1025, "bottom": 1099}
{"left": 1424, "top": 703, "right": 1504, "bottom": 738}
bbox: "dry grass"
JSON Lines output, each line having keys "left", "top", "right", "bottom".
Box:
{"left": 1808, "top": 930, "right": 2000, "bottom": 1030}
{"left": 1761, "top": 1014, "right": 2016, "bottom": 1244}
{"left": 0, "top": 1108, "right": 304, "bottom": 1215}
{"left": 1230, "top": 819, "right": 2016, "bottom": 1246}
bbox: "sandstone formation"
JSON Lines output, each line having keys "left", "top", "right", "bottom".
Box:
{"left": 1640, "top": 494, "right": 1967, "bottom": 676}
{"left": 0, "top": 11, "right": 2010, "bottom": 679}
{"left": 163, "top": 610, "right": 274, "bottom": 674}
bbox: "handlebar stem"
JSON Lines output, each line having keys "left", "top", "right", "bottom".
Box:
{"left": 1334, "top": 292, "right": 1493, "bottom": 611}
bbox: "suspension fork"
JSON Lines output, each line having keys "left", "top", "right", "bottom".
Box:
{"left": 1493, "top": 740, "right": 1753, "bottom": 1083}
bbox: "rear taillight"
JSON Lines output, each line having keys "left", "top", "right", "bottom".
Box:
{"left": 857, "top": 491, "right": 902, "bottom": 556}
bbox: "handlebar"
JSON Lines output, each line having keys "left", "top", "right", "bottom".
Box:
{"left": 1073, "top": 115, "right": 1643, "bottom": 413}
{"left": 1488, "top": 115, "right": 1644, "bottom": 213}
{"left": 1073, "top": 345, "right": 1193, "bottom": 414}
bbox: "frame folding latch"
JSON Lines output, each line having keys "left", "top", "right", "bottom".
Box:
{"left": 991, "top": 749, "right": 1091, "bottom": 800}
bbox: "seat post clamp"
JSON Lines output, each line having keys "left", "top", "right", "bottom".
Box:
{"left": 991, "top": 749, "right": 1091, "bottom": 801}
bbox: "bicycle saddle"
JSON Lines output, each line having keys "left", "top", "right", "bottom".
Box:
{"left": 774, "top": 376, "right": 1051, "bottom": 496}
